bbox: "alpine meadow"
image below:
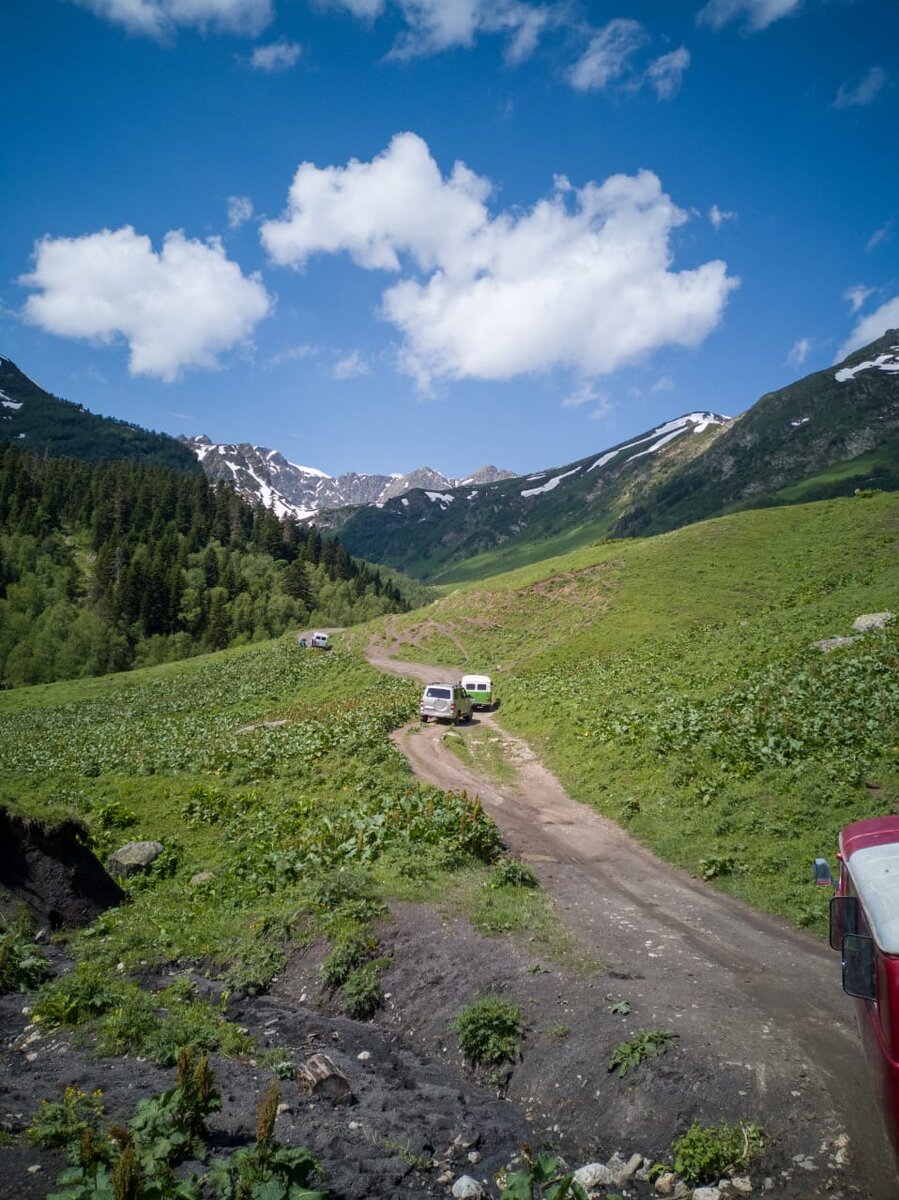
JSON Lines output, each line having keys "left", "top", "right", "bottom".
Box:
{"left": 3, "top": 1, "right": 899, "bottom": 1195}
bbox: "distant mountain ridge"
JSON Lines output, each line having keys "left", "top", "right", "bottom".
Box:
{"left": 322, "top": 330, "right": 899, "bottom": 581}
{"left": 0, "top": 355, "right": 200, "bottom": 473}
{"left": 179, "top": 433, "right": 516, "bottom": 519}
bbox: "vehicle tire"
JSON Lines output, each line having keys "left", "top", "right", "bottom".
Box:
{"left": 420, "top": 715, "right": 428, "bottom": 723}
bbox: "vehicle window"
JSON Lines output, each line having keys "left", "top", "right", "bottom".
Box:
{"left": 426, "top": 687, "right": 451, "bottom": 699}
{"left": 476, "top": 684, "right": 487, "bottom": 691}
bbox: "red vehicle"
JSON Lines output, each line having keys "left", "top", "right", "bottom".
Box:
{"left": 816, "top": 815, "right": 899, "bottom": 1160}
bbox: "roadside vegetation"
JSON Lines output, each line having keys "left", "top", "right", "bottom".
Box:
{"left": 0, "top": 636, "right": 505, "bottom": 1048}
{"left": 369, "top": 492, "right": 899, "bottom": 928}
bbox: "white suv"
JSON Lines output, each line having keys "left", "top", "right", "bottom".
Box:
{"left": 419, "top": 682, "right": 473, "bottom": 725}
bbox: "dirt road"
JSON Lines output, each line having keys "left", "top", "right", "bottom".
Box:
{"left": 368, "top": 643, "right": 897, "bottom": 1198}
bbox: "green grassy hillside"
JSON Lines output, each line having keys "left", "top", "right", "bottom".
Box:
{"left": 366, "top": 492, "right": 899, "bottom": 926}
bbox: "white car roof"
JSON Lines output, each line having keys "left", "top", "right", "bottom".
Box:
{"left": 850, "top": 842, "right": 899, "bottom": 953}
{"left": 461, "top": 674, "right": 491, "bottom": 685}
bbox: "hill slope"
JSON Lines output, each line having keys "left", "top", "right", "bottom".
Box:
{"left": 0, "top": 355, "right": 200, "bottom": 472}
{"left": 331, "top": 331, "right": 899, "bottom": 582}
{"left": 361, "top": 490, "right": 899, "bottom": 925}
{"left": 329, "top": 412, "right": 729, "bottom": 580}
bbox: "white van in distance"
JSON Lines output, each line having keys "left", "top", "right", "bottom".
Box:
{"left": 461, "top": 674, "right": 493, "bottom": 710}
{"left": 310, "top": 632, "right": 330, "bottom": 649}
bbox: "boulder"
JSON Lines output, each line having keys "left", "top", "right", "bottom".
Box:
{"left": 573, "top": 1162, "right": 613, "bottom": 1188}
{"left": 451, "top": 1177, "right": 483, "bottom": 1199}
{"left": 107, "top": 841, "right": 164, "bottom": 880}
{"left": 852, "top": 611, "right": 894, "bottom": 633}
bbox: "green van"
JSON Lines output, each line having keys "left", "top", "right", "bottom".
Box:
{"left": 461, "top": 674, "right": 493, "bottom": 711}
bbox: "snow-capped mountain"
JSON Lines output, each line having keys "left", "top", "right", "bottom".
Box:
{"left": 179, "top": 435, "right": 515, "bottom": 520}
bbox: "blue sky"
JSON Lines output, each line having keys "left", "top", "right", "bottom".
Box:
{"left": 2, "top": 0, "right": 897, "bottom": 478}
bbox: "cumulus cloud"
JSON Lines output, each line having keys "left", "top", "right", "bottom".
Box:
{"left": 68, "top": 0, "right": 273, "bottom": 38}
{"left": 787, "top": 337, "right": 811, "bottom": 367}
{"left": 250, "top": 39, "right": 302, "bottom": 70}
{"left": 697, "top": 0, "right": 802, "bottom": 32}
{"left": 20, "top": 226, "right": 272, "bottom": 381}
{"left": 331, "top": 349, "right": 371, "bottom": 379}
{"left": 709, "top": 203, "right": 736, "bottom": 230}
{"left": 833, "top": 65, "right": 888, "bottom": 109}
{"left": 836, "top": 295, "right": 899, "bottom": 361}
{"left": 261, "top": 132, "right": 739, "bottom": 390}
{"left": 227, "top": 195, "right": 255, "bottom": 229}
{"left": 844, "top": 284, "right": 873, "bottom": 314}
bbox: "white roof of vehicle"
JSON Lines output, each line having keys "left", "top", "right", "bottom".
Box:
{"left": 461, "top": 674, "right": 491, "bottom": 685}
{"left": 850, "top": 843, "right": 899, "bottom": 953}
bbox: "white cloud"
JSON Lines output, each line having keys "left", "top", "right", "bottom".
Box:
{"left": 268, "top": 343, "right": 318, "bottom": 366}
{"left": 262, "top": 132, "right": 739, "bottom": 390}
{"left": 331, "top": 349, "right": 371, "bottom": 379}
{"left": 697, "top": 0, "right": 801, "bottom": 31}
{"left": 867, "top": 220, "right": 893, "bottom": 251}
{"left": 388, "top": 0, "right": 554, "bottom": 60}
{"left": 322, "top": 0, "right": 554, "bottom": 59}
{"left": 844, "top": 284, "right": 873, "bottom": 314}
{"left": 227, "top": 195, "right": 254, "bottom": 229}
{"left": 836, "top": 295, "right": 899, "bottom": 361}
{"left": 562, "top": 381, "right": 599, "bottom": 407}
{"left": 651, "top": 374, "right": 674, "bottom": 392}
{"left": 787, "top": 337, "right": 811, "bottom": 367}
{"left": 69, "top": 0, "right": 273, "bottom": 38}
{"left": 709, "top": 203, "right": 737, "bottom": 230}
{"left": 834, "top": 66, "right": 888, "bottom": 109}
{"left": 20, "top": 226, "right": 272, "bottom": 381}
{"left": 568, "top": 19, "right": 646, "bottom": 92}
{"left": 250, "top": 39, "right": 302, "bottom": 70}
{"left": 647, "top": 47, "right": 690, "bottom": 99}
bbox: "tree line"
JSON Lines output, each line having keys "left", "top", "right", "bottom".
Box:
{"left": 0, "top": 442, "right": 409, "bottom": 687}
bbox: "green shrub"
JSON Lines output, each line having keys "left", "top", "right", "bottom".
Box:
{"left": 452, "top": 995, "right": 525, "bottom": 1065}
{"left": 486, "top": 858, "right": 539, "bottom": 890}
{"left": 27, "top": 1087, "right": 105, "bottom": 1156}
{"left": 500, "top": 1150, "right": 588, "bottom": 1200}
{"left": 34, "top": 963, "right": 121, "bottom": 1028}
{"left": 0, "top": 920, "right": 49, "bottom": 994}
{"left": 340, "top": 960, "right": 387, "bottom": 1019}
{"left": 608, "top": 1029, "right": 677, "bottom": 1077}
{"left": 672, "top": 1119, "right": 765, "bottom": 1184}
{"left": 320, "top": 929, "right": 377, "bottom": 990}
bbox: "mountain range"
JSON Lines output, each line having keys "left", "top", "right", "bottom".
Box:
{"left": 323, "top": 330, "right": 899, "bottom": 581}
{"left": 177, "top": 434, "right": 516, "bottom": 520}
{"left": 1, "top": 329, "right": 897, "bottom": 585}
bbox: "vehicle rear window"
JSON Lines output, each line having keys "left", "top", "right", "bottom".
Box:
{"left": 476, "top": 683, "right": 487, "bottom": 691}
{"left": 426, "top": 687, "right": 451, "bottom": 699}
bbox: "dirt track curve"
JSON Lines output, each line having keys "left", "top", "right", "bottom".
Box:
{"left": 367, "top": 642, "right": 897, "bottom": 1198}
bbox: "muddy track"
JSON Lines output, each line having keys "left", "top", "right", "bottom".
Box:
{"left": 367, "top": 643, "right": 897, "bottom": 1197}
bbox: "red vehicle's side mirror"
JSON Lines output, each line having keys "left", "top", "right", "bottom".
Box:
{"left": 813, "top": 857, "right": 834, "bottom": 887}
{"left": 842, "top": 934, "right": 876, "bottom": 1001}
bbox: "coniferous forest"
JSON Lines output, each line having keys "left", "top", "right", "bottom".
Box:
{"left": 0, "top": 441, "right": 412, "bottom": 687}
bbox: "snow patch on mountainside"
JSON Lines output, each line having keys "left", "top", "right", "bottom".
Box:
{"left": 589, "top": 412, "right": 727, "bottom": 473}
{"left": 521, "top": 466, "right": 581, "bottom": 498}
{"left": 835, "top": 349, "right": 899, "bottom": 383}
